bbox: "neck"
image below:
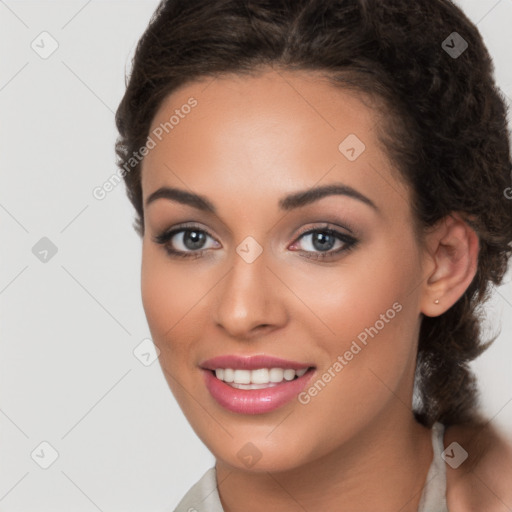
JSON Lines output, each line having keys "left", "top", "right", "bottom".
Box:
{"left": 215, "top": 412, "right": 434, "bottom": 512}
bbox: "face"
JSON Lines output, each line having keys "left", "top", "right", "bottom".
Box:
{"left": 140, "top": 68, "right": 428, "bottom": 472}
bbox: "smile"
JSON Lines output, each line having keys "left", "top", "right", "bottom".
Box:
{"left": 200, "top": 354, "right": 316, "bottom": 414}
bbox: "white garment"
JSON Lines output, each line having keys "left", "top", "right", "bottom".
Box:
{"left": 173, "top": 422, "right": 448, "bottom": 512}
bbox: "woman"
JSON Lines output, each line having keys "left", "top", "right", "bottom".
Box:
{"left": 115, "top": 0, "right": 512, "bottom": 510}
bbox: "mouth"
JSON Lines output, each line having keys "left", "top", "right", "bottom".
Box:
{"left": 199, "top": 355, "right": 316, "bottom": 414}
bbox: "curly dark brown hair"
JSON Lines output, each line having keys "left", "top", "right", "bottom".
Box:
{"left": 115, "top": 0, "right": 512, "bottom": 428}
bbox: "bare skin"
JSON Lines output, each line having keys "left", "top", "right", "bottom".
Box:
{"left": 138, "top": 66, "right": 511, "bottom": 511}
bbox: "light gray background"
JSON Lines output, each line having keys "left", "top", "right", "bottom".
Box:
{"left": 0, "top": 1, "right": 511, "bottom": 510}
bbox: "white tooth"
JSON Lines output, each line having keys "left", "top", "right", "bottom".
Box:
{"left": 250, "top": 382, "right": 275, "bottom": 389}
{"left": 230, "top": 382, "right": 279, "bottom": 390}
{"left": 283, "top": 369, "right": 296, "bottom": 381}
{"left": 233, "top": 369, "right": 251, "bottom": 384}
{"left": 269, "top": 368, "right": 285, "bottom": 383}
{"left": 219, "top": 367, "right": 308, "bottom": 385}
{"left": 251, "top": 368, "right": 269, "bottom": 384}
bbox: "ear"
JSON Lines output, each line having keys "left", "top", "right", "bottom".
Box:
{"left": 419, "top": 212, "right": 480, "bottom": 318}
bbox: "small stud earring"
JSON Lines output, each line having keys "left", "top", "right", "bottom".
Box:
{"left": 434, "top": 299, "right": 440, "bottom": 304}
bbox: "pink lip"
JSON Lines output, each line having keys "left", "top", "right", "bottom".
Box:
{"left": 200, "top": 354, "right": 312, "bottom": 371}
{"left": 200, "top": 354, "right": 316, "bottom": 415}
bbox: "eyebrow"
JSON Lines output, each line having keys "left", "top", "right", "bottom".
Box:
{"left": 145, "top": 183, "right": 379, "bottom": 213}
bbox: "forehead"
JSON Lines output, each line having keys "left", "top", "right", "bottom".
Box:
{"left": 141, "top": 68, "right": 410, "bottom": 217}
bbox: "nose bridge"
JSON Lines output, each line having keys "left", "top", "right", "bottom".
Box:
{"left": 213, "top": 237, "right": 286, "bottom": 337}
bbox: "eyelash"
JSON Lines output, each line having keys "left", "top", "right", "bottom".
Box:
{"left": 152, "top": 222, "right": 359, "bottom": 261}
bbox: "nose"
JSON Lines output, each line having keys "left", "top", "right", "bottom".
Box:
{"left": 213, "top": 249, "right": 288, "bottom": 340}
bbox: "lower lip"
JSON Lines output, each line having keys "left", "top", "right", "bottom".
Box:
{"left": 202, "top": 369, "right": 315, "bottom": 414}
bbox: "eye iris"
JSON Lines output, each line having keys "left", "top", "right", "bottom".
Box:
{"left": 184, "top": 230, "right": 206, "bottom": 250}
{"left": 312, "top": 232, "right": 335, "bottom": 251}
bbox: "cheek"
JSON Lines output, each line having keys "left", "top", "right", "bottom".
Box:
{"left": 140, "top": 245, "right": 207, "bottom": 406}
{"left": 278, "top": 236, "right": 421, "bottom": 411}
{"left": 141, "top": 248, "right": 199, "bottom": 387}
{"left": 276, "top": 233, "right": 420, "bottom": 343}
{"left": 141, "top": 244, "right": 209, "bottom": 343}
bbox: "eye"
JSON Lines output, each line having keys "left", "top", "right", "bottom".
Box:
{"left": 289, "top": 225, "right": 359, "bottom": 261}
{"left": 152, "top": 224, "right": 220, "bottom": 259}
{"left": 153, "top": 223, "right": 359, "bottom": 261}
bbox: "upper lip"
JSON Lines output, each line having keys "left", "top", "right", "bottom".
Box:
{"left": 199, "top": 354, "right": 314, "bottom": 371}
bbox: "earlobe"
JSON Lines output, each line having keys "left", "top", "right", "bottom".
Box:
{"left": 420, "top": 212, "right": 480, "bottom": 318}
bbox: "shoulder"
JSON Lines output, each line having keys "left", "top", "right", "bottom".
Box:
{"left": 443, "top": 421, "right": 512, "bottom": 512}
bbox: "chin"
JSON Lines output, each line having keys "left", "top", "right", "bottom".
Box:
{"left": 191, "top": 420, "right": 323, "bottom": 474}
{"left": 213, "top": 443, "right": 308, "bottom": 473}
